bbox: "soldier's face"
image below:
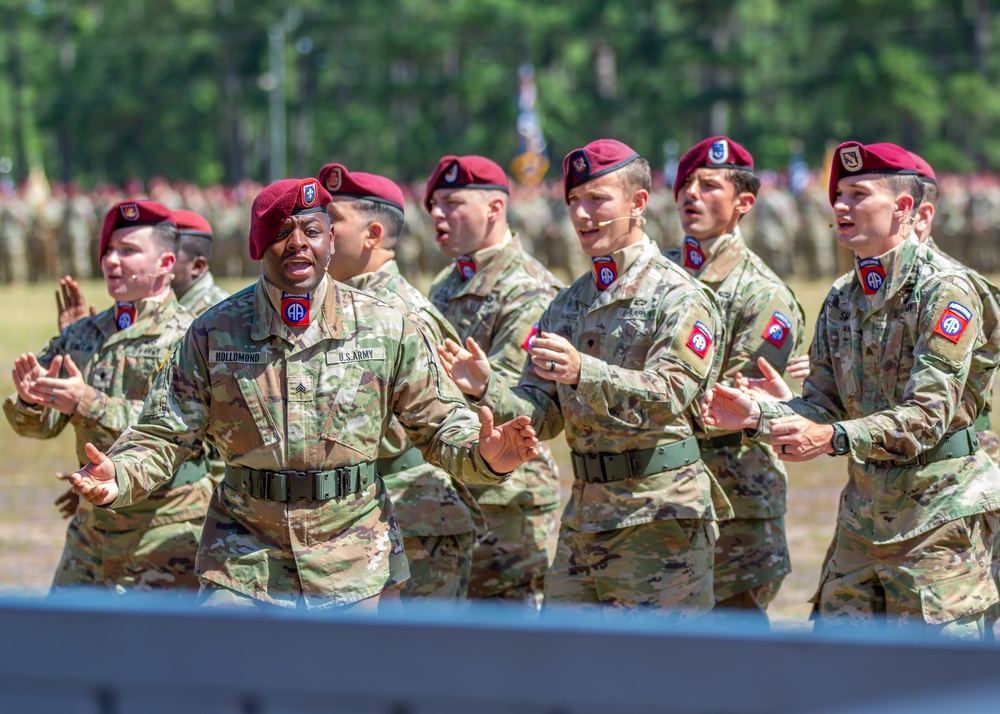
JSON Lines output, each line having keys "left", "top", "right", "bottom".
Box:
{"left": 326, "top": 197, "right": 370, "bottom": 282}
{"left": 678, "top": 168, "right": 752, "bottom": 240}
{"left": 262, "top": 213, "right": 332, "bottom": 294}
{"left": 567, "top": 172, "right": 646, "bottom": 256}
{"left": 101, "top": 226, "right": 175, "bottom": 303}
{"left": 428, "top": 188, "right": 491, "bottom": 258}
{"left": 833, "top": 176, "right": 902, "bottom": 257}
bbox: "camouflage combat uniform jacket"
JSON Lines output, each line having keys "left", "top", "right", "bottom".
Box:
{"left": 178, "top": 271, "right": 231, "bottom": 318}
{"left": 482, "top": 236, "right": 731, "bottom": 533}
{"left": 3, "top": 293, "right": 212, "bottom": 533}
{"left": 105, "top": 275, "right": 506, "bottom": 608}
{"left": 666, "top": 228, "right": 805, "bottom": 519}
{"left": 920, "top": 235, "right": 1000, "bottom": 465}
{"left": 430, "top": 231, "right": 562, "bottom": 508}
{"left": 756, "top": 239, "right": 1000, "bottom": 543}
{"left": 344, "top": 260, "right": 485, "bottom": 538}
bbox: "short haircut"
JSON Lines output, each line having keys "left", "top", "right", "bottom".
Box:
{"left": 879, "top": 175, "right": 924, "bottom": 216}
{"left": 150, "top": 222, "right": 179, "bottom": 255}
{"left": 619, "top": 157, "right": 652, "bottom": 195}
{"left": 728, "top": 168, "right": 761, "bottom": 197}
{"left": 353, "top": 198, "right": 405, "bottom": 249}
{"left": 921, "top": 181, "right": 940, "bottom": 208}
{"left": 178, "top": 233, "right": 212, "bottom": 262}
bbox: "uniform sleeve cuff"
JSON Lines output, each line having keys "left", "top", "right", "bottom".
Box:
{"left": 839, "top": 419, "right": 871, "bottom": 460}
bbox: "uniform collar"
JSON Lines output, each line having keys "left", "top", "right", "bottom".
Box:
{"left": 680, "top": 228, "right": 747, "bottom": 284}
{"left": 448, "top": 229, "right": 518, "bottom": 297}
{"left": 98, "top": 287, "right": 175, "bottom": 342}
{"left": 253, "top": 274, "right": 342, "bottom": 344}
{"left": 340, "top": 259, "right": 400, "bottom": 294}
{"left": 582, "top": 235, "right": 656, "bottom": 309}
{"left": 851, "top": 238, "right": 912, "bottom": 315}
{"left": 177, "top": 271, "right": 215, "bottom": 312}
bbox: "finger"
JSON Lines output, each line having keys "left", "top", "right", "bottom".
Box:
{"left": 55, "top": 289, "right": 65, "bottom": 312}
{"left": 84, "top": 441, "right": 107, "bottom": 467}
{"left": 758, "top": 356, "right": 781, "bottom": 380}
{"left": 441, "top": 337, "right": 462, "bottom": 356}
{"left": 45, "top": 355, "right": 63, "bottom": 378}
{"left": 478, "top": 406, "right": 495, "bottom": 440}
{"left": 713, "top": 383, "right": 746, "bottom": 400}
{"left": 88, "top": 304, "right": 96, "bottom": 316}
{"left": 63, "top": 354, "right": 81, "bottom": 377}
{"left": 466, "top": 337, "right": 487, "bottom": 361}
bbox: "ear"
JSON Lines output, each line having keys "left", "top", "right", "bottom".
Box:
{"left": 914, "top": 201, "right": 935, "bottom": 236}
{"left": 365, "top": 221, "right": 385, "bottom": 249}
{"left": 486, "top": 195, "right": 506, "bottom": 222}
{"left": 734, "top": 191, "right": 756, "bottom": 217}
{"left": 191, "top": 255, "right": 209, "bottom": 277}
{"left": 630, "top": 188, "right": 650, "bottom": 216}
{"left": 894, "top": 193, "right": 916, "bottom": 219}
{"left": 157, "top": 251, "right": 176, "bottom": 275}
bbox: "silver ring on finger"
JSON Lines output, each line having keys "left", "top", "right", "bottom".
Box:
{"left": 550, "top": 360, "right": 556, "bottom": 372}
{"left": 50, "top": 394, "right": 56, "bottom": 403}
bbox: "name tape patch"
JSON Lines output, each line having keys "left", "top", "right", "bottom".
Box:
{"left": 327, "top": 347, "right": 387, "bottom": 364}
{"left": 210, "top": 350, "right": 263, "bottom": 364}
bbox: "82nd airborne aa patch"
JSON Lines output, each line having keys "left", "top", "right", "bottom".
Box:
{"left": 683, "top": 236, "right": 706, "bottom": 270}
{"left": 592, "top": 256, "right": 617, "bottom": 290}
{"left": 934, "top": 301, "right": 972, "bottom": 344}
{"left": 762, "top": 310, "right": 793, "bottom": 348}
{"left": 686, "top": 320, "right": 714, "bottom": 358}
{"left": 857, "top": 257, "right": 886, "bottom": 295}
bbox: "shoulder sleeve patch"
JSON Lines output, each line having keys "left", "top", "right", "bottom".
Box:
{"left": 933, "top": 301, "right": 972, "bottom": 344}
{"left": 686, "top": 320, "right": 714, "bottom": 358}
{"left": 762, "top": 310, "right": 793, "bottom": 348}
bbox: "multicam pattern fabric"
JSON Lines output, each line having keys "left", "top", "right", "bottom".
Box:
{"left": 3, "top": 293, "right": 213, "bottom": 590}
{"left": 667, "top": 227, "right": 804, "bottom": 601}
{"left": 483, "top": 236, "right": 731, "bottom": 533}
{"left": 400, "top": 532, "right": 475, "bottom": 599}
{"left": 813, "top": 513, "right": 997, "bottom": 638}
{"left": 922, "top": 235, "right": 1000, "bottom": 466}
{"left": 545, "top": 518, "right": 716, "bottom": 616}
{"left": 105, "top": 275, "right": 505, "bottom": 609}
{"left": 430, "top": 231, "right": 563, "bottom": 508}
{"left": 756, "top": 238, "right": 1000, "bottom": 544}
{"left": 178, "top": 271, "right": 231, "bottom": 318}
{"left": 712, "top": 516, "right": 790, "bottom": 602}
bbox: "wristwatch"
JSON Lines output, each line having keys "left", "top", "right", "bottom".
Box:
{"left": 830, "top": 423, "right": 850, "bottom": 455}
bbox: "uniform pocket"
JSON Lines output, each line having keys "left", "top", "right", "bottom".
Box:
{"left": 919, "top": 568, "right": 999, "bottom": 625}
{"left": 320, "top": 362, "right": 383, "bottom": 459}
{"left": 209, "top": 365, "right": 281, "bottom": 453}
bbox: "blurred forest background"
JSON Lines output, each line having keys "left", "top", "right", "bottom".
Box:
{"left": 1, "top": 0, "right": 998, "bottom": 186}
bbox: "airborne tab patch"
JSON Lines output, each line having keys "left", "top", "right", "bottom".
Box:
{"left": 762, "top": 311, "right": 793, "bottom": 348}
{"left": 686, "top": 320, "right": 714, "bottom": 358}
{"left": 934, "top": 301, "right": 972, "bottom": 344}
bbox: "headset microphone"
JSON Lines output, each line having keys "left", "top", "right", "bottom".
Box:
{"left": 597, "top": 216, "right": 646, "bottom": 228}
{"left": 129, "top": 273, "right": 160, "bottom": 279}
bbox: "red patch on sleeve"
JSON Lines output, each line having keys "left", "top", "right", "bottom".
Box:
{"left": 686, "top": 320, "right": 714, "bottom": 358}
{"left": 521, "top": 322, "right": 539, "bottom": 351}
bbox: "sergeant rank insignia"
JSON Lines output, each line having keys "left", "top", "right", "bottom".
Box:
{"left": 857, "top": 257, "right": 885, "bottom": 295}
{"left": 683, "top": 236, "right": 706, "bottom": 270}
{"left": 762, "top": 311, "right": 792, "bottom": 348}
{"left": 592, "top": 256, "right": 617, "bottom": 290}
{"left": 281, "top": 292, "right": 310, "bottom": 327}
{"left": 686, "top": 320, "right": 714, "bottom": 358}
{"left": 115, "top": 302, "right": 136, "bottom": 331}
{"left": 934, "top": 301, "right": 972, "bottom": 343}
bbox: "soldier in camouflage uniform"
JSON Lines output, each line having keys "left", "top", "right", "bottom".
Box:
{"left": 5, "top": 200, "right": 213, "bottom": 594}
{"left": 318, "top": 162, "right": 485, "bottom": 598}
{"left": 704, "top": 142, "right": 1000, "bottom": 638}
{"left": 171, "top": 209, "right": 232, "bottom": 317}
{"left": 442, "top": 140, "right": 729, "bottom": 615}
{"left": 63, "top": 178, "right": 540, "bottom": 611}
{"left": 907, "top": 153, "right": 1000, "bottom": 466}
{"left": 425, "top": 155, "right": 563, "bottom": 607}
{"left": 666, "top": 137, "right": 805, "bottom": 615}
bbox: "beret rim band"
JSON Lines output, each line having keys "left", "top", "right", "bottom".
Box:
{"left": 566, "top": 154, "right": 641, "bottom": 191}
{"left": 291, "top": 206, "right": 328, "bottom": 216}
{"left": 434, "top": 182, "right": 509, "bottom": 194}
{"left": 335, "top": 192, "right": 405, "bottom": 213}
{"left": 838, "top": 168, "right": 919, "bottom": 178}
{"left": 178, "top": 230, "right": 212, "bottom": 240}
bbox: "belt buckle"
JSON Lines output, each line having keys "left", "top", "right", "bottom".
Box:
{"left": 285, "top": 470, "right": 314, "bottom": 501}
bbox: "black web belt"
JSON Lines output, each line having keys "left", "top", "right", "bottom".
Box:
{"left": 224, "top": 462, "right": 376, "bottom": 501}
{"left": 571, "top": 437, "right": 700, "bottom": 483}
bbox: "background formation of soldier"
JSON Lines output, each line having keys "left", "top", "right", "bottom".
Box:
{"left": 4, "top": 135, "right": 1000, "bottom": 640}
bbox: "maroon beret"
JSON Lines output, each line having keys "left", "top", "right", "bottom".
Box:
{"left": 829, "top": 141, "right": 918, "bottom": 205}
{"left": 99, "top": 199, "right": 175, "bottom": 255}
{"left": 318, "top": 163, "right": 405, "bottom": 213}
{"left": 907, "top": 151, "right": 937, "bottom": 185}
{"left": 562, "top": 139, "right": 640, "bottom": 202}
{"left": 423, "top": 155, "right": 509, "bottom": 211}
{"left": 248, "top": 178, "right": 331, "bottom": 260}
{"left": 673, "top": 136, "right": 754, "bottom": 200}
{"left": 171, "top": 209, "right": 213, "bottom": 239}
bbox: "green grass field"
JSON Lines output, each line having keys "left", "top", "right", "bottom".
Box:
{"left": 0, "top": 275, "right": 983, "bottom": 627}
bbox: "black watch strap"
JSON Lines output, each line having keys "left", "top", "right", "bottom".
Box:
{"left": 831, "top": 423, "right": 849, "bottom": 455}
